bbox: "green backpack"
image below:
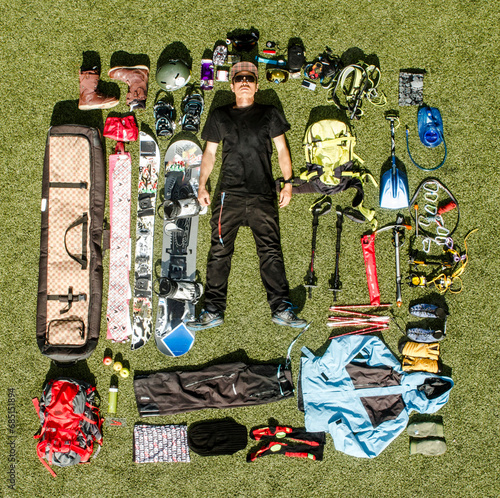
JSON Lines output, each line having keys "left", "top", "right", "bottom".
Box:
{"left": 299, "top": 119, "right": 377, "bottom": 225}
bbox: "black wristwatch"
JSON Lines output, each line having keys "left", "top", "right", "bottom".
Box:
{"left": 283, "top": 178, "right": 293, "bottom": 184}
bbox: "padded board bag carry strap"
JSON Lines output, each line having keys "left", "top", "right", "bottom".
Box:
{"left": 33, "top": 378, "right": 103, "bottom": 477}
{"left": 37, "top": 125, "right": 106, "bottom": 363}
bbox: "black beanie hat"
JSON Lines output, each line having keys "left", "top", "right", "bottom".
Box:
{"left": 188, "top": 419, "right": 248, "bottom": 456}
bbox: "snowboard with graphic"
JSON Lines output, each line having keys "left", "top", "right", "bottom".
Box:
{"left": 131, "top": 132, "right": 160, "bottom": 350}
{"left": 154, "top": 140, "right": 203, "bottom": 357}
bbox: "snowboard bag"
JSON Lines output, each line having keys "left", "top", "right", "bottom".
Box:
{"left": 134, "top": 361, "right": 294, "bottom": 416}
{"left": 37, "top": 125, "right": 106, "bottom": 363}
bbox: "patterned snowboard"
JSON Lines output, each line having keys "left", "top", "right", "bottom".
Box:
{"left": 131, "top": 133, "right": 160, "bottom": 350}
{"left": 154, "top": 140, "right": 203, "bottom": 357}
{"left": 106, "top": 144, "right": 132, "bottom": 342}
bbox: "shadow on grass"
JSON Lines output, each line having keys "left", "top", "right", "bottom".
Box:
{"left": 43, "top": 360, "right": 96, "bottom": 390}
{"left": 340, "top": 47, "right": 380, "bottom": 69}
{"left": 109, "top": 51, "right": 150, "bottom": 70}
{"left": 304, "top": 105, "right": 350, "bottom": 137}
{"left": 157, "top": 42, "right": 192, "bottom": 71}
{"left": 50, "top": 100, "right": 105, "bottom": 130}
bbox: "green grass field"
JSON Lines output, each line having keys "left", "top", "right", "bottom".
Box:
{"left": 1, "top": 1, "right": 499, "bottom": 496}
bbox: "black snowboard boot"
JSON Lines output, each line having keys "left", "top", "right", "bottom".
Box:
{"left": 181, "top": 89, "right": 204, "bottom": 133}
{"left": 154, "top": 100, "right": 176, "bottom": 138}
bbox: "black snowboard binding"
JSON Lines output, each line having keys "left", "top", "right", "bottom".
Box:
{"left": 154, "top": 98, "right": 176, "bottom": 138}
{"left": 156, "top": 277, "right": 203, "bottom": 304}
{"left": 181, "top": 88, "right": 204, "bottom": 133}
{"left": 161, "top": 195, "right": 206, "bottom": 232}
{"left": 162, "top": 197, "right": 204, "bottom": 221}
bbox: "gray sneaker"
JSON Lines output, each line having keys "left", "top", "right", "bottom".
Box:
{"left": 186, "top": 309, "right": 224, "bottom": 331}
{"left": 272, "top": 306, "right": 307, "bottom": 328}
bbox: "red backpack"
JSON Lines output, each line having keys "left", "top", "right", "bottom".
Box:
{"left": 33, "top": 378, "right": 103, "bottom": 477}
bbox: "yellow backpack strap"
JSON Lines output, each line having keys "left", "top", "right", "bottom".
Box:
{"left": 340, "top": 170, "right": 378, "bottom": 187}
{"left": 299, "top": 169, "right": 319, "bottom": 181}
{"left": 352, "top": 152, "right": 364, "bottom": 165}
{"left": 357, "top": 202, "right": 377, "bottom": 230}
{"left": 305, "top": 136, "right": 356, "bottom": 150}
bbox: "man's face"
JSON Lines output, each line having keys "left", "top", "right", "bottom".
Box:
{"left": 230, "top": 71, "right": 258, "bottom": 98}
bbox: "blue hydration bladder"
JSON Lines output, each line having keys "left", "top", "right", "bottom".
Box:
{"left": 406, "top": 106, "right": 447, "bottom": 171}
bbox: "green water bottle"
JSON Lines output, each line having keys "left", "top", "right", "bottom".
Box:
{"left": 108, "top": 385, "right": 118, "bottom": 414}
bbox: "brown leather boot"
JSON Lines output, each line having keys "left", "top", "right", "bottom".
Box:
{"left": 108, "top": 65, "right": 149, "bottom": 110}
{"left": 78, "top": 68, "right": 119, "bottom": 110}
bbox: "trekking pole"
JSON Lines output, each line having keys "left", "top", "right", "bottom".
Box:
{"left": 329, "top": 303, "right": 392, "bottom": 311}
{"left": 329, "top": 208, "right": 343, "bottom": 301}
{"left": 393, "top": 214, "right": 406, "bottom": 307}
{"left": 329, "top": 324, "right": 389, "bottom": 339}
{"left": 305, "top": 196, "right": 332, "bottom": 298}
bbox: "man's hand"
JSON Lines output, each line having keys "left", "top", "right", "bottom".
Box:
{"left": 198, "top": 186, "right": 211, "bottom": 206}
{"left": 279, "top": 183, "right": 292, "bottom": 208}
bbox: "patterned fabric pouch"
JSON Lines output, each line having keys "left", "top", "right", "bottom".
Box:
{"left": 133, "top": 424, "right": 190, "bottom": 463}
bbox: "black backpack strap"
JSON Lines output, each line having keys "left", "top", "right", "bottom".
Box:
{"left": 64, "top": 213, "right": 88, "bottom": 270}
{"left": 47, "top": 287, "right": 87, "bottom": 314}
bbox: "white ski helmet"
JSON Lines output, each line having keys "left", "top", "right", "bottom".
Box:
{"left": 156, "top": 60, "right": 191, "bottom": 91}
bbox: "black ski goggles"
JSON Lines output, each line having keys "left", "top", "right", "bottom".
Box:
{"left": 233, "top": 74, "right": 256, "bottom": 83}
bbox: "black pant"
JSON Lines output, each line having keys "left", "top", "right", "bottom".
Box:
{"left": 134, "top": 362, "right": 294, "bottom": 416}
{"left": 204, "top": 193, "right": 289, "bottom": 314}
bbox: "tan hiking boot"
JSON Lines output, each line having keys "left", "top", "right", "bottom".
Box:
{"left": 78, "top": 68, "right": 119, "bottom": 110}
{"left": 108, "top": 65, "right": 149, "bottom": 111}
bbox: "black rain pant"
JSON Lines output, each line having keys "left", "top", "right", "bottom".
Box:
{"left": 204, "top": 193, "right": 289, "bottom": 314}
{"left": 134, "top": 362, "right": 294, "bottom": 416}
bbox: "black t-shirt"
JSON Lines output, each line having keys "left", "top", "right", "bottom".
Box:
{"left": 201, "top": 103, "right": 290, "bottom": 197}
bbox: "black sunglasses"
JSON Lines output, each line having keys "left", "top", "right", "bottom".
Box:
{"left": 233, "top": 74, "right": 256, "bottom": 83}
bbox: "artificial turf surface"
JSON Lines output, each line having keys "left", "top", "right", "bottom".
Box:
{"left": 1, "top": 0, "right": 499, "bottom": 496}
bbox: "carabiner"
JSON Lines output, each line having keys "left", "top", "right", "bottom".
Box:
{"left": 423, "top": 181, "right": 439, "bottom": 193}
{"left": 418, "top": 216, "right": 432, "bottom": 228}
{"left": 444, "top": 237, "right": 454, "bottom": 249}
{"left": 425, "top": 204, "right": 437, "bottom": 216}
{"left": 435, "top": 236, "right": 453, "bottom": 247}
{"left": 436, "top": 225, "right": 450, "bottom": 237}
{"left": 422, "top": 237, "right": 431, "bottom": 253}
{"left": 424, "top": 191, "right": 439, "bottom": 203}
{"left": 434, "top": 214, "right": 445, "bottom": 227}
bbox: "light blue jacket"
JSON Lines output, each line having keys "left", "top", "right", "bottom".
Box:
{"left": 300, "top": 335, "right": 453, "bottom": 458}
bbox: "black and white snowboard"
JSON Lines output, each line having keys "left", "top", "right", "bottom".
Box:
{"left": 154, "top": 140, "right": 204, "bottom": 357}
{"left": 131, "top": 132, "right": 160, "bottom": 350}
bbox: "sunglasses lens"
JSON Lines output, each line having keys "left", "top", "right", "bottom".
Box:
{"left": 234, "top": 74, "right": 255, "bottom": 83}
